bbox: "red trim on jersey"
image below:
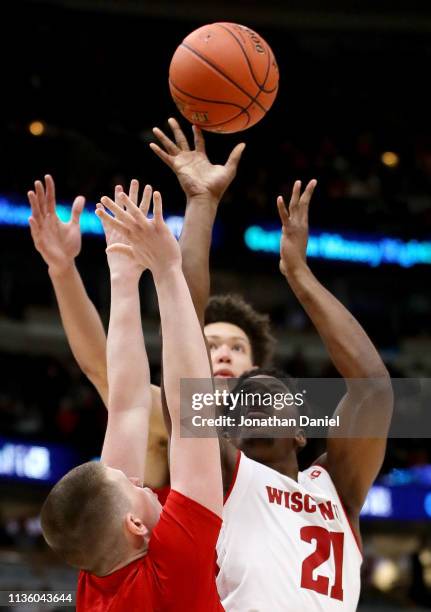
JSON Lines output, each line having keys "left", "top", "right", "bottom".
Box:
{"left": 312, "top": 463, "right": 363, "bottom": 557}
{"left": 224, "top": 450, "right": 241, "bottom": 504}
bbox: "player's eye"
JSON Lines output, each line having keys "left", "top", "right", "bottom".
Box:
{"left": 208, "top": 342, "right": 217, "bottom": 351}
{"left": 232, "top": 344, "right": 245, "bottom": 353}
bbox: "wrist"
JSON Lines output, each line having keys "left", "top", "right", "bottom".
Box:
{"left": 107, "top": 253, "right": 143, "bottom": 279}
{"left": 151, "top": 262, "right": 182, "bottom": 285}
{"left": 282, "top": 259, "right": 310, "bottom": 281}
{"left": 48, "top": 260, "right": 76, "bottom": 279}
{"left": 109, "top": 268, "right": 142, "bottom": 287}
{"left": 187, "top": 193, "right": 220, "bottom": 210}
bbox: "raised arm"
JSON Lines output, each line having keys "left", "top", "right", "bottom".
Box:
{"left": 151, "top": 118, "right": 245, "bottom": 325}
{"left": 98, "top": 185, "right": 152, "bottom": 482}
{"left": 96, "top": 190, "right": 222, "bottom": 517}
{"left": 28, "top": 175, "right": 108, "bottom": 403}
{"left": 277, "top": 180, "right": 393, "bottom": 517}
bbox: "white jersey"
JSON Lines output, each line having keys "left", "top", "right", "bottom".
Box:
{"left": 217, "top": 452, "right": 362, "bottom": 612}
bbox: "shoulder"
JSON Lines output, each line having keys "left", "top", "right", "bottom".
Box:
{"left": 147, "top": 492, "right": 222, "bottom": 601}
{"left": 152, "top": 490, "right": 222, "bottom": 552}
{"left": 303, "top": 457, "right": 362, "bottom": 550}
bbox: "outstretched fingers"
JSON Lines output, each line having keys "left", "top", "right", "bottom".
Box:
{"left": 100, "top": 195, "right": 137, "bottom": 227}
{"left": 71, "top": 196, "right": 85, "bottom": 224}
{"left": 152, "top": 191, "right": 164, "bottom": 225}
{"left": 44, "top": 175, "right": 56, "bottom": 214}
{"left": 139, "top": 184, "right": 153, "bottom": 216}
{"left": 128, "top": 179, "right": 139, "bottom": 206}
{"left": 117, "top": 191, "right": 146, "bottom": 222}
{"left": 277, "top": 195, "right": 290, "bottom": 227}
{"left": 95, "top": 204, "right": 129, "bottom": 236}
{"left": 192, "top": 124, "right": 206, "bottom": 153}
{"left": 225, "top": 142, "right": 246, "bottom": 173}
{"left": 28, "top": 190, "right": 43, "bottom": 225}
{"left": 288, "top": 180, "right": 302, "bottom": 212}
{"left": 149, "top": 142, "right": 174, "bottom": 168}
{"left": 152, "top": 126, "right": 179, "bottom": 155}
{"left": 168, "top": 117, "right": 190, "bottom": 151}
{"left": 299, "top": 179, "right": 317, "bottom": 212}
{"left": 34, "top": 180, "right": 47, "bottom": 216}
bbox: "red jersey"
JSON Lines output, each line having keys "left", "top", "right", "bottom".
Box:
{"left": 77, "top": 490, "right": 223, "bottom": 612}
{"left": 153, "top": 485, "right": 170, "bottom": 506}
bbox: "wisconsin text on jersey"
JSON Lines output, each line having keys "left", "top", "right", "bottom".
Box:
{"left": 266, "top": 486, "right": 341, "bottom": 521}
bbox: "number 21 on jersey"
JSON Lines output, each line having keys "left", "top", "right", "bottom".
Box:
{"left": 300, "top": 526, "right": 344, "bottom": 601}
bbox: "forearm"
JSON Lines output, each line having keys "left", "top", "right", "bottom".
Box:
{"left": 154, "top": 265, "right": 212, "bottom": 427}
{"left": 108, "top": 272, "right": 151, "bottom": 411}
{"left": 179, "top": 196, "right": 218, "bottom": 325}
{"left": 285, "top": 262, "right": 388, "bottom": 379}
{"left": 49, "top": 263, "right": 108, "bottom": 403}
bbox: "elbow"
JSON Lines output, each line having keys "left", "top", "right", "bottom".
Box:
{"left": 364, "top": 372, "right": 394, "bottom": 415}
{"left": 81, "top": 360, "right": 107, "bottom": 387}
{"left": 81, "top": 364, "right": 109, "bottom": 406}
{"left": 356, "top": 348, "right": 390, "bottom": 380}
{"left": 348, "top": 368, "right": 393, "bottom": 412}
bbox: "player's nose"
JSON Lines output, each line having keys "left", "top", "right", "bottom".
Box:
{"left": 215, "top": 345, "right": 232, "bottom": 363}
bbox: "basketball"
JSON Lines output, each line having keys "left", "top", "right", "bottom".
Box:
{"left": 169, "top": 23, "right": 279, "bottom": 133}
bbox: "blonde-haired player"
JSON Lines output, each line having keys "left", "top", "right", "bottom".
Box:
{"left": 41, "top": 186, "right": 224, "bottom": 610}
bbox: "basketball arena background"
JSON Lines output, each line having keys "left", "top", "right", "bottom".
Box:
{"left": 1, "top": 0, "right": 431, "bottom": 609}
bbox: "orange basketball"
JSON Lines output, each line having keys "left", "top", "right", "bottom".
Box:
{"left": 169, "top": 23, "right": 279, "bottom": 134}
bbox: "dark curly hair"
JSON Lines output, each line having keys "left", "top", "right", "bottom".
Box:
{"left": 204, "top": 294, "right": 276, "bottom": 367}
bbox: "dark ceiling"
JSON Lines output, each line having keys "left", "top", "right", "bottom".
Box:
{"left": 22, "top": 0, "right": 431, "bottom": 31}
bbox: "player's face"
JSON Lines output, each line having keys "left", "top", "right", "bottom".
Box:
{"left": 230, "top": 375, "right": 304, "bottom": 463}
{"left": 205, "top": 322, "right": 254, "bottom": 378}
{"left": 106, "top": 468, "right": 162, "bottom": 533}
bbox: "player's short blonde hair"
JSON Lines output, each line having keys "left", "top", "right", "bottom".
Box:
{"left": 41, "top": 462, "right": 128, "bottom": 574}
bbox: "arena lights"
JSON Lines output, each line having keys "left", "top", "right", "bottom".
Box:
{"left": 0, "top": 437, "right": 79, "bottom": 483}
{"left": 0, "top": 198, "right": 184, "bottom": 239}
{"left": 381, "top": 151, "right": 399, "bottom": 167}
{"left": 244, "top": 226, "right": 431, "bottom": 268}
{"left": 28, "top": 120, "right": 45, "bottom": 136}
{"left": 2, "top": 197, "right": 431, "bottom": 267}
{"left": 361, "top": 484, "right": 431, "bottom": 520}
{"left": 0, "top": 441, "right": 50, "bottom": 481}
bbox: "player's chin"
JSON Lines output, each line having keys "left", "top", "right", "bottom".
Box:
{"left": 148, "top": 500, "right": 163, "bottom": 531}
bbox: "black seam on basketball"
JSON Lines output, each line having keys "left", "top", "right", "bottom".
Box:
{"left": 261, "top": 42, "right": 279, "bottom": 93}
{"left": 207, "top": 110, "right": 251, "bottom": 130}
{"left": 181, "top": 42, "right": 267, "bottom": 113}
{"left": 243, "top": 86, "right": 268, "bottom": 116}
{"left": 260, "top": 40, "right": 274, "bottom": 92}
{"left": 216, "top": 24, "right": 272, "bottom": 92}
{"left": 170, "top": 80, "right": 251, "bottom": 129}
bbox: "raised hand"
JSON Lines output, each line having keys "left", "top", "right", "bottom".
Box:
{"left": 96, "top": 189, "right": 181, "bottom": 278}
{"left": 27, "top": 175, "right": 85, "bottom": 275}
{"left": 277, "top": 179, "right": 317, "bottom": 277}
{"left": 98, "top": 180, "right": 153, "bottom": 277}
{"left": 150, "top": 117, "right": 245, "bottom": 202}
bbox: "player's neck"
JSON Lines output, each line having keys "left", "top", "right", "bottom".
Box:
{"left": 264, "top": 456, "right": 299, "bottom": 481}
{"left": 240, "top": 441, "right": 300, "bottom": 480}
{"left": 101, "top": 550, "right": 148, "bottom": 576}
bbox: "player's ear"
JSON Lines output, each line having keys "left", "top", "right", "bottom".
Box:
{"left": 294, "top": 429, "right": 307, "bottom": 452}
{"left": 124, "top": 513, "right": 149, "bottom": 542}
